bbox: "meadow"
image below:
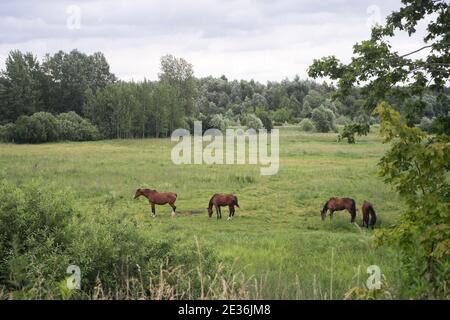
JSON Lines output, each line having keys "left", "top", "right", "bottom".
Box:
{"left": 0, "top": 126, "right": 405, "bottom": 299}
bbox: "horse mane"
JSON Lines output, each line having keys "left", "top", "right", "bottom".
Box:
{"left": 208, "top": 195, "right": 215, "bottom": 209}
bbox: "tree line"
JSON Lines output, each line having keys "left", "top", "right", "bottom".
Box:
{"left": 0, "top": 49, "right": 447, "bottom": 143}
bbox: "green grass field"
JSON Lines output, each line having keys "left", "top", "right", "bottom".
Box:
{"left": 0, "top": 127, "right": 404, "bottom": 299}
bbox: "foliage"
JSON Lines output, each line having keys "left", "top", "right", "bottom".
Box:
{"left": 0, "top": 180, "right": 74, "bottom": 293}
{"left": 255, "top": 108, "right": 273, "bottom": 132}
{"left": 430, "top": 115, "right": 450, "bottom": 136}
{"left": 338, "top": 122, "right": 370, "bottom": 144}
{"left": 241, "top": 113, "right": 263, "bottom": 130}
{"left": 56, "top": 112, "right": 100, "bottom": 141}
{"left": 335, "top": 115, "right": 351, "bottom": 126}
{"left": 0, "top": 51, "right": 43, "bottom": 123}
{"left": 298, "top": 118, "right": 316, "bottom": 132}
{"left": 13, "top": 112, "right": 59, "bottom": 144}
{"left": 311, "top": 106, "right": 335, "bottom": 133}
{"left": 418, "top": 117, "right": 433, "bottom": 132}
{"left": 373, "top": 102, "right": 450, "bottom": 298}
{"left": 272, "top": 107, "right": 292, "bottom": 124}
{"left": 208, "top": 113, "right": 229, "bottom": 132}
{"left": 40, "top": 50, "right": 115, "bottom": 115}
{"left": 0, "top": 123, "right": 15, "bottom": 142}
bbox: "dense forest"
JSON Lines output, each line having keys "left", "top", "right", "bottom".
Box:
{"left": 0, "top": 49, "right": 447, "bottom": 143}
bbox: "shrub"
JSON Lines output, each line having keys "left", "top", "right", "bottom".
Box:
{"left": 57, "top": 112, "right": 100, "bottom": 141}
{"left": 13, "top": 112, "right": 59, "bottom": 143}
{"left": 429, "top": 115, "right": 450, "bottom": 136}
{"left": 311, "top": 106, "right": 336, "bottom": 133}
{"left": 298, "top": 118, "right": 316, "bottom": 132}
{"left": 0, "top": 179, "right": 222, "bottom": 299}
{"left": 272, "top": 107, "right": 292, "bottom": 123}
{"left": 208, "top": 113, "right": 228, "bottom": 132}
{"left": 0, "top": 180, "right": 74, "bottom": 294}
{"left": 335, "top": 115, "right": 351, "bottom": 126}
{"left": 418, "top": 117, "right": 433, "bottom": 132}
{"left": 241, "top": 113, "right": 263, "bottom": 130}
{"left": 255, "top": 108, "right": 273, "bottom": 132}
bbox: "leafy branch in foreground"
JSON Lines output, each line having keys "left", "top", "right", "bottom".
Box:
{"left": 338, "top": 122, "right": 370, "bottom": 144}
{"left": 373, "top": 102, "right": 449, "bottom": 298}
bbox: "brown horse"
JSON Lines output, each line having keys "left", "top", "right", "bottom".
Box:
{"left": 134, "top": 188, "right": 177, "bottom": 217}
{"left": 362, "top": 200, "right": 377, "bottom": 229}
{"left": 321, "top": 197, "right": 356, "bottom": 223}
{"left": 207, "top": 194, "right": 240, "bottom": 220}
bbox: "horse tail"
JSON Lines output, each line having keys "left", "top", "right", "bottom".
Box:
{"left": 322, "top": 200, "right": 329, "bottom": 213}
{"left": 234, "top": 196, "right": 240, "bottom": 208}
{"left": 369, "top": 206, "right": 377, "bottom": 228}
{"left": 350, "top": 199, "right": 356, "bottom": 222}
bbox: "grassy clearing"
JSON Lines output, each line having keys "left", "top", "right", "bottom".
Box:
{"left": 0, "top": 126, "right": 404, "bottom": 299}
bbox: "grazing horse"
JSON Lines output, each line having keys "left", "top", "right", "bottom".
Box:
{"left": 134, "top": 188, "right": 177, "bottom": 217}
{"left": 362, "top": 200, "right": 377, "bottom": 229}
{"left": 321, "top": 197, "right": 356, "bottom": 223}
{"left": 207, "top": 194, "right": 239, "bottom": 220}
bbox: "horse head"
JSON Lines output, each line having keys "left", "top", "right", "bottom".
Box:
{"left": 207, "top": 206, "right": 213, "bottom": 218}
{"left": 134, "top": 188, "right": 144, "bottom": 199}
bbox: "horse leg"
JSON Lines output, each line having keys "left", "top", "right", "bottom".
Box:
{"left": 169, "top": 203, "right": 176, "bottom": 217}
{"left": 215, "top": 205, "right": 220, "bottom": 220}
{"left": 228, "top": 205, "right": 233, "bottom": 220}
{"left": 219, "top": 207, "right": 222, "bottom": 219}
{"left": 150, "top": 203, "right": 156, "bottom": 218}
{"left": 329, "top": 210, "right": 334, "bottom": 221}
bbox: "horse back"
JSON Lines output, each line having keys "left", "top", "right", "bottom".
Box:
{"left": 212, "top": 193, "right": 236, "bottom": 206}
{"left": 151, "top": 191, "right": 177, "bottom": 205}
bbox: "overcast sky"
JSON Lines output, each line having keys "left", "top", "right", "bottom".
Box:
{"left": 0, "top": 0, "right": 431, "bottom": 82}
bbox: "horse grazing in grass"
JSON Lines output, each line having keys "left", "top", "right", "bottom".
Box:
{"left": 207, "top": 194, "right": 239, "bottom": 220}
{"left": 134, "top": 188, "right": 177, "bottom": 217}
{"left": 321, "top": 197, "right": 356, "bottom": 223}
{"left": 362, "top": 200, "right": 377, "bottom": 229}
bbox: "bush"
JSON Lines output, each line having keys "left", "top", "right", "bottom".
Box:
{"left": 311, "top": 106, "right": 336, "bottom": 133}
{"left": 272, "top": 107, "right": 292, "bottom": 123}
{"left": 4, "top": 112, "right": 100, "bottom": 144}
{"left": 298, "top": 118, "right": 316, "bottom": 132}
{"left": 335, "top": 115, "right": 351, "bottom": 126}
{"left": 241, "top": 113, "right": 263, "bottom": 130}
{"left": 208, "top": 113, "right": 228, "bottom": 132}
{"left": 418, "top": 117, "right": 433, "bottom": 132}
{"left": 57, "top": 112, "right": 100, "bottom": 141}
{"left": 429, "top": 115, "right": 450, "bottom": 136}
{"left": 255, "top": 108, "right": 273, "bottom": 132}
{"left": 0, "top": 180, "right": 74, "bottom": 294}
{"left": 0, "top": 179, "right": 222, "bottom": 299}
{"left": 13, "top": 112, "right": 59, "bottom": 143}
